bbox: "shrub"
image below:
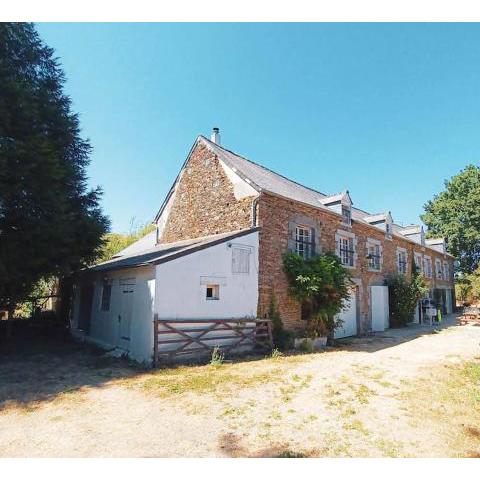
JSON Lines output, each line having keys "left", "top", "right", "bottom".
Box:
{"left": 385, "top": 262, "right": 428, "bottom": 327}
{"left": 283, "top": 252, "right": 352, "bottom": 338}
{"left": 210, "top": 346, "right": 224, "bottom": 365}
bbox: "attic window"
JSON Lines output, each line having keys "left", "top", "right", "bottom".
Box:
{"left": 342, "top": 206, "right": 352, "bottom": 226}
{"left": 206, "top": 284, "right": 220, "bottom": 300}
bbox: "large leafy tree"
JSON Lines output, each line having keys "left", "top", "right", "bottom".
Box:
{"left": 0, "top": 23, "right": 109, "bottom": 315}
{"left": 421, "top": 165, "right": 480, "bottom": 274}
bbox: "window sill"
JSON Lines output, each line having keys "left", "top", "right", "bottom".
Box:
{"left": 368, "top": 268, "right": 382, "bottom": 273}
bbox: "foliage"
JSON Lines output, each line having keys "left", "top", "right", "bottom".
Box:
{"left": 14, "top": 276, "right": 56, "bottom": 317}
{"left": 282, "top": 252, "right": 352, "bottom": 337}
{"left": 421, "top": 165, "right": 480, "bottom": 274}
{"left": 96, "top": 219, "right": 155, "bottom": 263}
{"left": 268, "top": 292, "right": 294, "bottom": 350}
{"left": 270, "top": 348, "right": 283, "bottom": 359}
{"left": 455, "top": 269, "right": 480, "bottom": 305}
{"left": 385, "top": 262, "right": 429, "bottom": 327}
{"left": 210, "top": 346, "right": 224, "bottom": 366}
{"left": 0, "top": 23, "right": 109, "bottom": 313}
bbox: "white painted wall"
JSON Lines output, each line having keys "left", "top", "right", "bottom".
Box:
{"left": 154, "top": 231, "right": 259, "bottom": 321}
{"left": 371, "top": 285, "right": 389, "bottom": 331}
{"left": 72, "top": 266, "right": 156, "bottom": 364}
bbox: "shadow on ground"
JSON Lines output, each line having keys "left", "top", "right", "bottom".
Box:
{"left": 0, "top": 336, "right": 142, "bottom": 409}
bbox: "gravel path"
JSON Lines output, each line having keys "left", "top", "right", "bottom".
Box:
{"left": 1, "top": 315, "right": 479, "bottom": 457}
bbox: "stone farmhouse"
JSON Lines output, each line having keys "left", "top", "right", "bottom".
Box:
{"left": 156, "top": 129, "right": 455, "bottom": 329}
{"left": 72, "top": 128, "right": 455, "bottom": 363}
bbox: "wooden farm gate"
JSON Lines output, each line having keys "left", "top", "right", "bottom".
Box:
{"left": 153, "top": 316, "right": 273, "bottom": 366}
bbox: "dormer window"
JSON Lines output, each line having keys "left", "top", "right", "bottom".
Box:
{"left": 342, "top": 205, "right": 352, "bottom": 226}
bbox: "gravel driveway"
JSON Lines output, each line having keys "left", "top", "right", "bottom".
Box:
{"left": 1, "top": 314, "right": 479, "bottom": 457}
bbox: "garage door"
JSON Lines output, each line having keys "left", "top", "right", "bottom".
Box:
{"left": 334, "top": 289, "right": 358, "bottom": 339}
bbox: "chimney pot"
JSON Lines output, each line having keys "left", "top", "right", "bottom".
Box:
{"left": 211, "top": 127, "right": 221, "bottom": 145}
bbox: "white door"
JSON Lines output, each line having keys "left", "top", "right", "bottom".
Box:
{"left": 118, "top": 279, "right": 135, "bottom": 350}
{"left": 371, "top": 285, "right": 389, "bottom": 331}
{"left": 445, "top": 289, "right": 453, "bottom": 314}
{"left": 334, "top": 288, "right": 358, "bottom": 339}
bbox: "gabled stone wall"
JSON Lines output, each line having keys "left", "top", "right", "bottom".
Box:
{"left": 159, "top": 142, "right": 257, "bottom": 244}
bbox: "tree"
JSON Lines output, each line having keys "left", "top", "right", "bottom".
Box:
{"left": 421, "top": 165, "right": 480, "bottom": 274}
{"left": 385, "top": 261, "right": 429, "bottom": 327}
{"left": 0, "top": 23, "right": 109, "bottom": 315}
{"left": 96, "top": 220, "right": 155, "bottom": 263}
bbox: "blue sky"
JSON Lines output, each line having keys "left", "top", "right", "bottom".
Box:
{"left": 36, "top": 23, "right": 480, "bottom": 233}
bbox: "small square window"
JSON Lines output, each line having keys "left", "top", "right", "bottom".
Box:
{"left": 206, "top": 284, "right": 220, "bottom": 300}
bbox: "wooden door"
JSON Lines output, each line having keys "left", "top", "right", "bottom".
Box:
{"left": 118, "top": 280, "right": 135, "bottom": 350}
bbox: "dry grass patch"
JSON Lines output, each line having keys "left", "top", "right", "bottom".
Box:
{"left": 137, "top": 355, "right": 305, "bottom": 399}
{"left": 400, "top": 359, "right": 480, "bottom": 457}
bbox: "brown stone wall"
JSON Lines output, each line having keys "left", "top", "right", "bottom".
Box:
{"left": 159, "top": 142, "right": 257, "bottom": 243}
{"left": 256, "top": 192, "right": 455, "bottom": 332}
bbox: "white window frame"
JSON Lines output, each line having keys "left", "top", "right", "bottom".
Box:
{"left": 424, "top": 256, "right": 432, "bottom": 278}
{"left": 443, "top": 261, "right": 449, "bottom": 281}
{"left": 206, "top": 284, "right": 220, "bottom": 300}
{"left": 366, "top": 238, "right": 382, "bottom": 272}
{"left": 341, "top": 205, "right": 352, "bottom": 226}
{"left": 295, "top": 225, "right": 314, "bottom": 259}
{"left": 396, "top": 247, "right": 408, "bottom": 274}
{"left": 435, "top": 259, "right": 443, "bottom": 280}
{"left": 414, "top": 253, "right": 423, "bottom": 275}
{"left": 336, "top": 230, "right": 356, "bottom": 268}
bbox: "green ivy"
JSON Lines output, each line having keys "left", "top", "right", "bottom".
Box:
{"left": 385, "top": 261, "right": 429, "bottom": 327}
{"left": 282, "top": 252, "right": 352, "bottom": 337}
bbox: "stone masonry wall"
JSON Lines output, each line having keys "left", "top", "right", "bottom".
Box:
{"left": 159, "top": 142, "right": 256, "bottom": 243}
{"left": 256, "top": 193, "right": 454, "bottom": 332}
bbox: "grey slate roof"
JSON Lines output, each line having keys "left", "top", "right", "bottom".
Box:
{"left": 154, "top": 135, "right": 453, "bottom": 257}
{"left": 112, "top": 231, "right": 157, "bottom": 258}
{"left": 89, "top": 227, "right": 259, "bottom": 273}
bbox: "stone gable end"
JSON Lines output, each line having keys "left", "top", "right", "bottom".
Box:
{"left": 159, "top": 141, "right": 258, "bottom": 243}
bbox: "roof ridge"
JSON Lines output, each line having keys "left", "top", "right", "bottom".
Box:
{"left": 199, "top": 135, "right": 330, "bottom": 198}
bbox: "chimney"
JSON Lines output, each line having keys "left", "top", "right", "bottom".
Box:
{"left": 210, "top": 127, "right": 221, "bottom": 145}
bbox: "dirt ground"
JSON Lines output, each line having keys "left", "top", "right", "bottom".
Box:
{"left": 1, "top": 315, "right": 479, "bottom": 457}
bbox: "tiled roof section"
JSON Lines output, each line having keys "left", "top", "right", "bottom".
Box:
{"left": 112, "top": 231, "right": 157, "bottom": 258}
{"left": 363, "top": 213, "right": 390, "bottom": 224}
{"left": 200, "top": 136, "right": 332, "bottom": 211}
{"left": 399, "top": 225, "right": 422, "bottom": 236}
{"left": 89, "top": 228, "right": 259, "bottom": 273}
{"left": 319, "top": 191, "right": 352, "bottom": 206}
{"left": 170, "top": 136, "right": 453, "bottom": 256}
{"left": 426, "top": 238, "right": 445, "bottom": 245}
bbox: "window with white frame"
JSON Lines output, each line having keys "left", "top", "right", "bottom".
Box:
{"left": 424, "top": 257, "right": 432, "bottom": 278}
{"left": 338, "top": 235, "right": 355, "bottom": 267}
{"left": 295, "top": 225, "right": 314, "bottom": 259}
{"left": 435, "top": 259, "right": 443, "bottom": 279}
{"left": 414, "top": 253, "right": 423, "bottom": 274}
{"left": 443, "top": 261, "right": 449, "bottom": 281}
{"left": 397, "top": 248, "right": 407, "bottom": 274}
{"left": 206, "top": 284, "right": 220, "bottom": 300}
{"left": 232, "top": 246, "right": 250, "bottom": 274}
{"left": 367, "top": 240, "right": 381, "bottom": 271}
{"left": 341, "top": 205, "right": 352, "bottom": 226}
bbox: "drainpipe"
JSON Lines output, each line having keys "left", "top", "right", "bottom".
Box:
{"left": 251, "top": 196, "right": 259, "bottom": 227}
